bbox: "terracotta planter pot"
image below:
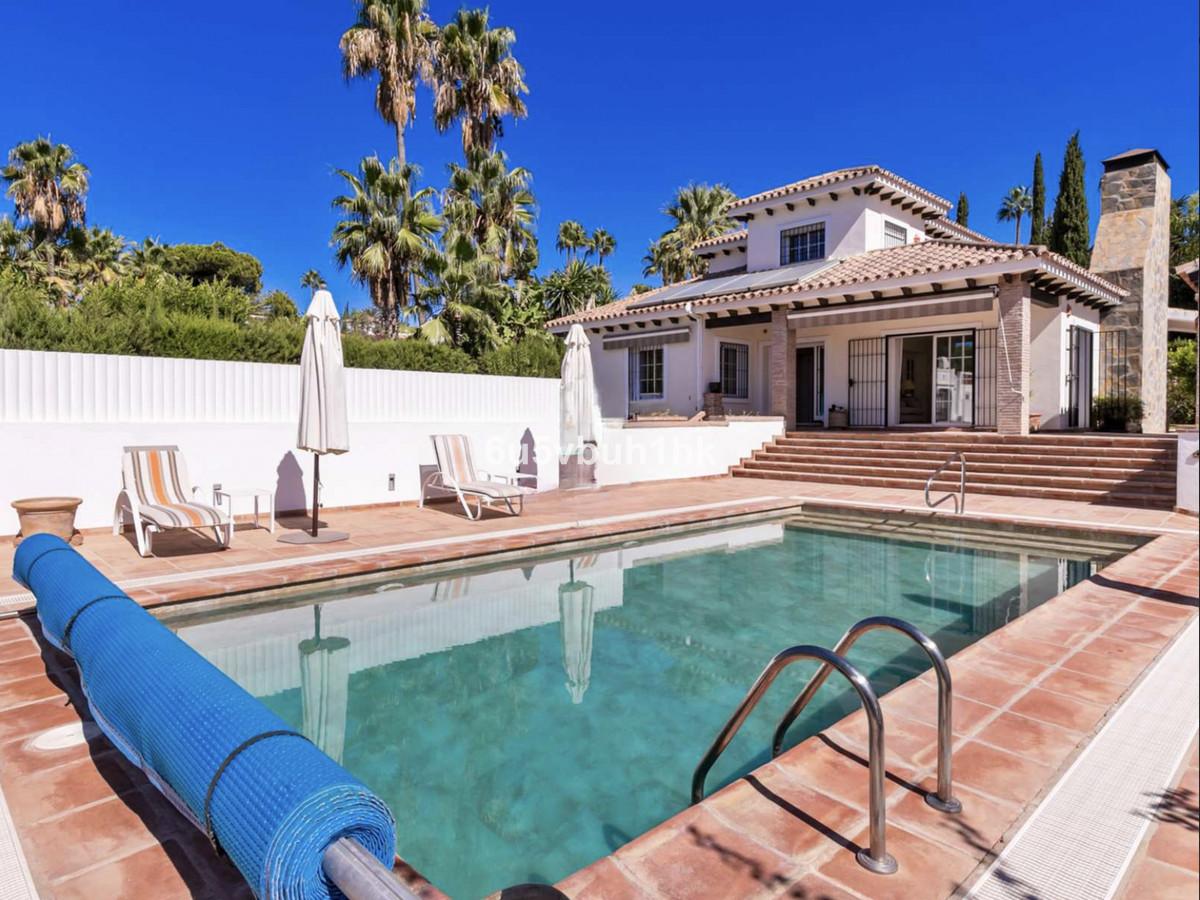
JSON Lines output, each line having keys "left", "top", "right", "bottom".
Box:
{"left": 827, "top": 409, "right": 849, "bottom": 429}
{"left": 12, "top": 497, "right": 83, "bottom": 546}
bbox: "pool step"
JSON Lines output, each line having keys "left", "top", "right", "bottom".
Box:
{"left": 731, "top": 430, "right": 1179, "bottom": 509}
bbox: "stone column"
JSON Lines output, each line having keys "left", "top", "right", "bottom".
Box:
{"left": 768, "top": 309, "right": 796, "bottom": 429}
{"left": 1091, "top": 149, "right": 1171, "bottom": 434}
{"left": 996, "top": 279, "right": 1031, "bottom": 435}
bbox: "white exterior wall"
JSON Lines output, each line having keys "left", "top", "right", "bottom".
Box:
{"left": 0, "top": 349, "right": 561, "bottom": 532}
{"left": 706, "top": 247, "right": 748, "bottom": 274}
{"left": 595, "top": 419, "right": 784, "bottom": 486}
{"left": 1177, "top": 430, "right": 1198, "bottom": 514}
{"left": 701, "top": 322, "right": 775, "bottom": 414}
{"left": 745, "top": 195, "right": 928, "bottom": 273}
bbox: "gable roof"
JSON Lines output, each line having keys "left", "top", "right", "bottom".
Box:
{"left": 922, "top": 216, "right": 996, "bottom": 244}
{"left": 693, "top": 229, "right": 748, "bottom": 251}
{"left": 728, "top": 166, "right": 951, "bottom": 215}
{"left": 547, "top": 240, "right": 1125, "bottom": 329}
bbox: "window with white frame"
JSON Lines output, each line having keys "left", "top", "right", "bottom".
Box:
{"left": 883, "top": 220, "right": 907, "bottom": 248}
{"left": 628, "top": 346, "right": 664, "bottom": 400}
{"left": 719, "top": 342, "right": 749, "bottom": 399}
{"left": 780, "top": 222, "right": 826, "bottom": 265}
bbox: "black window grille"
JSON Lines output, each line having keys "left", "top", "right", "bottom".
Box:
{"left": 719, "top": 342, "right": 749, "bottom": 398}
{"left": 780, "top": 223, "right": 825, "bottom": 265}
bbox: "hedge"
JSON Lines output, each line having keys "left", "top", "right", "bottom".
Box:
{"left": 0, "top": 270, "right": 561, "bottom": 377}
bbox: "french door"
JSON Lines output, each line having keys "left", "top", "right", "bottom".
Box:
{"left": 932, "top": 332, "right": 975, "bottom": 425}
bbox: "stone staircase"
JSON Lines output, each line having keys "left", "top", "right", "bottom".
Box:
{"left": 731, "top": 430, "right": 1179, "bottom": 508}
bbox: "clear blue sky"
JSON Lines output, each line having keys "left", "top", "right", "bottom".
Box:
{"left": 3, "top": 1, "right": 1197, "bottom": 310}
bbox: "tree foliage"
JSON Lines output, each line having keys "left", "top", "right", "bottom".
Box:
{"left": 1030, "top": 153, "right": 1046, "bottom": 245}
{"left": 996, "top": 186, "right": 1032, "bottom": 243}
{"left": 1049, "top": 132, "right": 1091, "bottom": 267}
{"left": 160, "top": 242, "right": 263, "bottom": 294}
{"left": 642, "top": 183, "right": 736, "bottom": 285}
{"left": 954, "top": 193, "right": 969, "bottom": 227}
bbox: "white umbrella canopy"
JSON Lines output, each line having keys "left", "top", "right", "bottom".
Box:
{"left": 560, "top": 323, "right": 600, "bottom": 458}
{"left": 281, "top": 290, "right": 350, "bottom": 542}
{"left": 297, "top": 290, "right": 349, "bottom": 455}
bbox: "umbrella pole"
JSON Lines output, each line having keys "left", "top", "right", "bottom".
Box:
{"left": 312, "top": 452, "right": 320, "bottom": 537}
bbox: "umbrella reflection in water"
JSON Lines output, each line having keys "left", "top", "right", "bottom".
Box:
{"left": 558, "top": 557, "right": 597, "bottom": 704}
{"left": 299, "top": 604, "right": 351, "bottom": 764}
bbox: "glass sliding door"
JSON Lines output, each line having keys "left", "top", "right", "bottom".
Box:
{"left": 933, "top": 332, "right": 975, "bottom": 425}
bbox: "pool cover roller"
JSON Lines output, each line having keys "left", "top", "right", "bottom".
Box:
{"left": 13, "top": 535, "right": 396, "bottom": 899}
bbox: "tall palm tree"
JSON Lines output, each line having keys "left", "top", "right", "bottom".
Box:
{"left": 663, "top": 183, "right": 736, "bottom": 249}
{"left": 556, "top": 220, "right": 587, "bottom": 262}
{"left": 442, "top": 149, "right": 536, "bottom": 280}
{"left": 642, "top": 234, "right": 688, "bottom": 286}
{"left": 535, "top": 258, "right": 613, "bottom": 319}
{"left": 997, "top": 186, "right": 1033, "bottom": 243}
{"left": 431, "top": 8, "right": 528, "bottom": 157}
{"left": 416, "top": 234, "right": 501, "bottom": 349}
{"left": 300, "top": 269, "right": 327, "bottom": 296}
{"left": 64, "top": 227, "right": 130, "bottom": 290}
{"left": 589, "top": 228, "right": 616, "bottom": 267}
{"left": 129, "top": 237, "right": 167, "bottom": 276}
{"left": 331, "top": 156, "right": 441, "bottom": 332}
{"left": 2, "top": 137, "right": 90, "bottom": 280}
{"left": 340, "top": 0, "right": 436, "bottom": 167}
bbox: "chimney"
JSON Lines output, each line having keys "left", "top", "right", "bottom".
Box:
{"left": 1091, "top": 148, "right": 1171, "bottom": 433}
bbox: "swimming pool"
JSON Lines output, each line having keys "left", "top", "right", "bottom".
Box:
{"left": 169, "top": 511, "right": 1137, "bottom": 897}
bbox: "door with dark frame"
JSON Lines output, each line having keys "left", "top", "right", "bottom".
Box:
{"left": 796, "top": 347, "right": 815, "bottom": 424}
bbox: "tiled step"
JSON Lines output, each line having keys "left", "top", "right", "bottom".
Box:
{"left": 750, "top": 452, "right": 1177, "bottom": 479}
{"left": 780, "top": 431, "right": 1178, "bottom": 450}
{"left": 772, "top": 438, "right": 1176, "bottom": 460}
{"left": 740, "top": 457, "right": 1177, "bottom": 488}
{"left": 730, "top": 466, "right": 1175, "bottom": 508}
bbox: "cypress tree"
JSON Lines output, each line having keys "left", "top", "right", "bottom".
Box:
{"left": 1030, "top": 153, "right": 1046, "bottom": 245}
{"left": 1049, "top": 132, "right": 1091, "bottom": 266}
{"left": 955, "top": 193, "right": 970, "bottom": 227}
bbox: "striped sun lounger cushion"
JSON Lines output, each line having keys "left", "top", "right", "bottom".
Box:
{"left": 127, "top": 448, "right": 227, "bottom": 529}
{"left": 432, "top": 434, "right": 479, "bottom": 487}
{"left": 455, "top": 480, "right": 525, "bottom": 499}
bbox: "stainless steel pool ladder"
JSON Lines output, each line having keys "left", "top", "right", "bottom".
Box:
{"left": 690, "top": 617, "right": 961, "bottom": 877}
{"left": 924, "top": 451, "right": 966, "bottom": 514}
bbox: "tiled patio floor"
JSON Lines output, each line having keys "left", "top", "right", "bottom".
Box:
{"left": 0, "top": 476, "right": 1196, "bottom": 899}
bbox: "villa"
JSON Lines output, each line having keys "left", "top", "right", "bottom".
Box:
{"left": 549, "top": 150, "right": 1173, "bottom": 438}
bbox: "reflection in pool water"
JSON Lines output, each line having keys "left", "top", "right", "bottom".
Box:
{"left": 175, "top": 518, "right": 1116, "bottom": 898}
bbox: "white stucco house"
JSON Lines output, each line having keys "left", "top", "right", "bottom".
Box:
{"left": 548, "top": 152, "right": 1173, "bottom": 436}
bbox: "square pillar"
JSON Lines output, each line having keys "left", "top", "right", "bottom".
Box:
{"left": 769, "top": 309, "right": 796, "bottom": 429}
{"left": 997, "top": 279, "right": 1031, "bottom": 435}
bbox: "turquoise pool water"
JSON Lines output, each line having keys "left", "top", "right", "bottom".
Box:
{"left": 174, "top": 516, "right": 1125, "bottom": 898}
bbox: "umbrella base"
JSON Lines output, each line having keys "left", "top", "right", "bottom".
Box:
{"left": 277, "top": 531, "right": 350, "bottom": 545}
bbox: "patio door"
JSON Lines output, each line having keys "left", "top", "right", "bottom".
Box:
{"left": 848, "top": 337, "right": 887, "bottom": 426}
{"left": 1066, "top": 326, "right": 1093, "bottom": 428}
{"left": 932, "top": 332, "right": 975, "bottom": 426}
{"left": 795, "top": 345, "right": 824, "bottom": 424}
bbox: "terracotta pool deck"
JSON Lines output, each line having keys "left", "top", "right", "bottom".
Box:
{"left": 0, "top": 476, "right": 1196, "bottom": 899}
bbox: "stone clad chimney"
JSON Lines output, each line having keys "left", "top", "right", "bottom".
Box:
{"left": 1090, "top": 148, "right": 1171, "bottom": 433}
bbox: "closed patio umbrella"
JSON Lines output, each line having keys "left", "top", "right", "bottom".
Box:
{"left": 298, "top": 604, "right": 351, "bottom": 764}
{"left": 559, "top": 323, "right": 600, "bottom": 489}
{"left": 558, "top": 558, "right": 596, "bottom": 704}
{"left": 280, "top": 289, "right": 349, "bottom": 544}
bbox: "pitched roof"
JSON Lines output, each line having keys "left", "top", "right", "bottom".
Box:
{"left": 922, "top": 216, "right": 996, "bottom": 244}
{"left": 729, "top": 165, "right": 950, "bottom": 213}
{"left": 693, "top": 229, "right": 748, "bottom": 251}
{"left": 547, "top": 240, "right": 1125, "bottom": 328}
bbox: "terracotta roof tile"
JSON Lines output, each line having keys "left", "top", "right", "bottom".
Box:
{"left": 729, "top": 165, "right": 950, "bottom": 213}
{"left": 923, "top": 216, "right": 996, "bottom": 244}
{"left": 547, "top": 240, "right": 1126, "bottom": 328}
{"left": 693, "top": 229, "right": 748, "bottom": 250}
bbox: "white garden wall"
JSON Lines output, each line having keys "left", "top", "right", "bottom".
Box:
{"left": 0, "top": 349, "right": 560, "bottom": 531}
{"left": 595, "top": 419, "right": 784, "bottom": 486}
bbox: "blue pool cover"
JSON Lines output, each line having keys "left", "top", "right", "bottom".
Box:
{"left": 13, "top": 535, "right": 395, "bottom": 899}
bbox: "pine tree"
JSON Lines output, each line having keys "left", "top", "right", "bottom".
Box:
{"left": 1049, "top": 132, "right": 1091, "bottom": 266}
{"left": 1030, "top": 153, "right": 1046, "bottom": 245}
{"left": 955, "top": 193, "right": 969, "bottom": 227}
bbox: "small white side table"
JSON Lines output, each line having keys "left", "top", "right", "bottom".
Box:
{"left": 213, "top": 487, "right": 275, "bottom": 534}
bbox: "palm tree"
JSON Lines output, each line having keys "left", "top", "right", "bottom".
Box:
{"left": 129, "top": 237, "right": 167, "bottom": 276}
{"left": 997, "top": 186, "right": 1033, "bottom": 243}
{"left": 2, "top": 137, "right": 90, "bottom": 281}
{"left": 300, "top": 269, "right": 327, "bottom": 296}
{"left": 416, "top": 235, "right": 501, "bottom": 350}
{"left": 64, "top": 227, "right": 130, "bottom": 290}
{"left": 641, "top": 234, "right": 688, "bottom": 286}
{"left": 442, "top": 149, "right": 536, "bottom": 280}
{"left": 431, "top": 7, "right": 528, "bottom": 156}
{"left": 663, "top": 183, "right": 736, "bottom": 249}
{"left": 534, "top": 259, "right": 614, "bottom": 319}
{"left": 589, "top": 228, "right": 616, "bottom": 267}
{"left": 556, "top": 220, "right": 587, "bottom": 262}
{"left": 331, "top": 156, "right": 441, "bottom": 333}
{"left": 340, "top": 0, "right": 436, "bottom": 167}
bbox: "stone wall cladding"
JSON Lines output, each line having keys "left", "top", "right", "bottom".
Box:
{"left": 1093, "top": 157, "right": 1171, "bottom": 433}
{"left": 997, "top": 280, "right": 1031, "bottom": 435}
{"left": 768, "top": 310, "right": 796, "bottom": 429}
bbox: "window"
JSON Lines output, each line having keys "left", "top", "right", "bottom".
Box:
{"left": 628, "top": 346, "right": 664, "bottom": 400}
{"left": 720, "top": 342, "right": 749, "bottom": 399}
{"left": 780, "top": 222, "right": 826, "bottom": 265}
{"left": 883, "top": 220, "right": 907, "bottom": 248}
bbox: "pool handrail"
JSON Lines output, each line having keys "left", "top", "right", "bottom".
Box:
{"left": 924, "top": 451, "right": 966, "bottom": 514}
{"left": 770, "top": 615, "right": 962, "bottom": 814}
{"left": 690, "top": 645, "right": 897, "bottom": 875}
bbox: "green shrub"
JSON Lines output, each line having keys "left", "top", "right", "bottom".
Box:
{"left": 1092, "top": 394, "right": 1143, "bottom": 431}
{"left": 478, "top": 335, "right": 564, "bottom": 378}
{"left": 1167, "top": 337, "right": 1197, "bottom": 424}
{"left": 160, "top": 242, "right": 263, "bottom": 295}
{"left": 342, "top": 334, "right": 478, "bottom": 373}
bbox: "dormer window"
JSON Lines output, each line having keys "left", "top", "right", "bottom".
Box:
{"left": 883, "top": 220, "right": 907, "bottom": 248}
{"left": 780, "top": 222, "right": 825, "bottom": 265}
